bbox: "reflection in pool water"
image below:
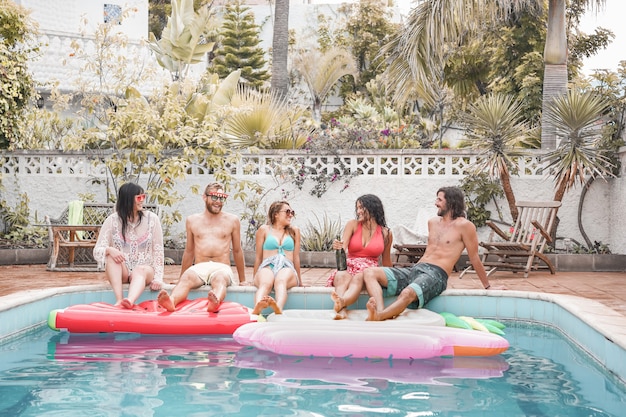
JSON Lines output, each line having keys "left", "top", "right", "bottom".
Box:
{"left": 0, "top": 324, "right": 624, "bottom": 416}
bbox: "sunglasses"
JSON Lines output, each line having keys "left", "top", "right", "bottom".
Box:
{"left": 280, "top": 209, "right": 296, "bottom": 217}
{"left": 135, "top": 194, "right": 147, "bottom": 203}
{"left": 206, "top": 192, "right": 228, "bottom": 202}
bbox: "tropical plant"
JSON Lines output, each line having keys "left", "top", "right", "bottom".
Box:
{"left": 543, "top": 89, "right": 615, "bottom": 202}
{"left": 542, "top": 89, "right": 616, "bottom": 242}
{"left": 65, "top": 7, "right": 158, "bottom": 139}
{"left": 300, "top": 213, "right": 343, "bottom": 251}
{"left": 293, "top": 47, "right": 358, "bottom": 123}
{"left": 211, "top": 0, "right": 269, "bottom": 89}
{"left": 379, "top": 0, "right": 608, "bottom": 150}
{"left": 460, "top": 172, "right": 505, "bottom": 227}
{"left": 0, "top": 0, "right": 39, "bottom": 149}
{"left": 462, "top": 93, "right": 531, "bottom": 222}
{"left": 336, "top": 0, "right": 397, "bottom": 96}
{"left": 0, "top": 192, "right": 47, "bottom": 248}
{"left": 223, "top": 87, "right": 310, "bottom": 149}
{"left": 148, "top": 0, "right": 218, "bottom": 82}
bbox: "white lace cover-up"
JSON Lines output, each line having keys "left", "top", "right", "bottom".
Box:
{"left": 93, "top": 210, "right": 164, "bottom": 282}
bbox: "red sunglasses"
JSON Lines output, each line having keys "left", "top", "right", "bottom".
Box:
{"left": 135, "top": 194, "right": 147, "bottom": 203}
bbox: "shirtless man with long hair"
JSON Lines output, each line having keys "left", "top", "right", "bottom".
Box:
{"left": 362, "top": 186, "right": 503, "bottom": 321}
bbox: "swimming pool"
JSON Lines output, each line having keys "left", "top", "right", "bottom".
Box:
{"left": 1, "top": 285, "right": 625, "bottom": 416}
{"left": 0, "top": 322, "right": 624, "bottom": 416}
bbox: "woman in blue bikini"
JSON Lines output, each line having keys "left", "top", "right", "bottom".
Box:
{"left": 251, "top": 201, "right": 301, "bottom": 314}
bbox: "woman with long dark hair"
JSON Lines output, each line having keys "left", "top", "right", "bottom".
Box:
{"left": 251, "top": 201, "right": 301, "bottom": 315}
{"left": 328, "top": 194, "right": 393, "bottom": 319}
{"left": 94, "top": 183, "right": 164, "bottom": 308}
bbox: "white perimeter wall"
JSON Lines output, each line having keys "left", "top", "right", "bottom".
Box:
{"left": 1, "top": 149, "right": 624, "bottom": 254}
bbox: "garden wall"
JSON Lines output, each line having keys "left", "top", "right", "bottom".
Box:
{"left": 1, "top": 148, "right": 624, "bottom": 254}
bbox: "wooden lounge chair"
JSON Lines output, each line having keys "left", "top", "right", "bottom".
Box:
{"left": 393, "top": 243, "right": 427, "bottom": 267}
{"left": 46, "top": 202, "right": 159, "bottom": 272}
{"left": 459, "top": 200, "right": 562, "bottom": 278}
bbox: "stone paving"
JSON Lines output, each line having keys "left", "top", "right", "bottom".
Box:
{"left": 1, "top": 264, "right": 625, "bottom": 317}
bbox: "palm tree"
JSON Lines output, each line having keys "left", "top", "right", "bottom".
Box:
{"left": 463, "top": 93, "right": 531, "bottom": 222}
{"left": 222, "top": 87, "right": 309, "bottom": 149}
{"left": 293, "top": 47, "right": 358, "bottom": 123}
{"left": 382, "top": 0, "right": 607, "bottom": 149}
{"left": 270, "top": 0, "right": 290, "bottom": 98}
{"left": 542, "top": 89, "right": 616, "bottom": 241}
{"left": 543, "top": 90, "right": 615, "bottom": 201}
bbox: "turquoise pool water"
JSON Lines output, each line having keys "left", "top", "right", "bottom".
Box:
{"left": 0, "top": 322, "right": 624, "bottom": 416}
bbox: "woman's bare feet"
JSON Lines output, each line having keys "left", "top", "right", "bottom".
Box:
{"left": 330, "top": 290, "right": 348, "bottom": 320}
{"left": 331, "top": 291, "right": 346, "bottom": 312}
{"left": 252, "top": 296, "right": 282, "bottom": 315}
{"left": 157, "top": 289, "right": 176, "bottom": 312}
{"left": 120, "top": 298, "right": 134, "bottom": 309}
{"left": 266, "top": 296, "right": 282, "bottom": 315}
{"left": 366, "top": 297, "right": 381, "bottom": 321}
{"left": 206, "top": 290, "right": 221, "bottom": 312}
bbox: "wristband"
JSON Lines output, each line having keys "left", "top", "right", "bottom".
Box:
{"left": 485, "top": 285, "right": 491, "bottom": 290}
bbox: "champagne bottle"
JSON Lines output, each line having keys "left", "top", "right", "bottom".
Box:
{"left": 335, "top": 235, "right": 347, "bottom": 271}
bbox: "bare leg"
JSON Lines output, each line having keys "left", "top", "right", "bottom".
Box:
{"left": 337, "top": 272, "right": 366, "bottom": 318}
{"left": 253, "top": 269, "right": 274, "bottom": 314}
{"left": 332, "top": 271, "right": 351, "bottom": 296}
{"left": 366, "top": 297, "right": 379, "bottom": 321}
{"left": 363, "top": 267, "right": 388, "bottom": 314}
{"left": 273, "top": 269, "right": 299, "bottom": 313}
{"left": 331, "top": 290, "right": 348, "bottom": 319}
{"left": 158, "top": 271, "right": 204, "bottom": 312}
{"left": 104, "top": 256, "right": 126, "bottom": 306}
{"left": 125, "top": 265, "right": 154, "bottom": 307}
{"left": 206, "top": 275, "right": 229, "bottom": 312}
{"left": 366, "top": 288, "right": 418, "bottom": 321}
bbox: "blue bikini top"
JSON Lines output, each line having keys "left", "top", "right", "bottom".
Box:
{"left": 263, "top": 232, "right": 295, "bottom": 255}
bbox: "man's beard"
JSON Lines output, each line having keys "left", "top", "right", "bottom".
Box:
{"left": 207, "top": 204, "right": 222, "bottom": 214}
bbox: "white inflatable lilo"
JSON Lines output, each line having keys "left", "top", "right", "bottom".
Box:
{"left": 234, "top": 347, "right": 509, "bottom": 392}
{"left": 233, "top": 309, "right": 509, "bottom": 359}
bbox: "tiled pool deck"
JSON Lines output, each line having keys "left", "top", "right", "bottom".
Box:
{"left": 1, "top": 264, "right": 626, "bottom": 383}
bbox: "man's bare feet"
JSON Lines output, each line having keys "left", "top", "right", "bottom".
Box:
{"left": 330, "top": 291, "right": 346, "bottom": 313}
{"left": 120, "top": 298, "right": 134, "bottom": 309}
{"left": 366, "top": 297, "right": 381, "bottom": 321}
{"left": 333, "top": 309, "right": 348, "bottom": 320}
{"left": 206, "top": 290, "right": 221, "bottom": 313}
{"left": 157, "top": 289, "right": 176, "bottom": 312}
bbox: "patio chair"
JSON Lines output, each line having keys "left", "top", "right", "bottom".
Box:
{"left": 459, "top": 200, "right": 562, "bottom": 278}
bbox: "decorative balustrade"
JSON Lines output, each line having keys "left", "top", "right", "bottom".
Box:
{"left": 1, "top": 150, "right": 547, "bottom": 179}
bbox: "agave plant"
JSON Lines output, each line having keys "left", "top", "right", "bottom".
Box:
{"left": 148, "top": 0, "right": 218, "bottom": 82}
{"left": 542, "top": 90, "right": 615, "bottom": 202}
{"left": 300, "top": 213, "right": 343, "bottom": 251}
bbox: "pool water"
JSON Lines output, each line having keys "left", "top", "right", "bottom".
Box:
{"left": 0, "top": 323, "right": 624, "bottom": 417}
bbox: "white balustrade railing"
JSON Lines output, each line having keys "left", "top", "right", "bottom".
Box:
{"left": 1, "top": 150, "right": 547, "bottom": 178}
{"left": 1, "top": 149, "right": 625, "bottom": 254}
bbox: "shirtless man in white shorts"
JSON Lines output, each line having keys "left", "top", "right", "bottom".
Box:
{"left": 157, "top": 182, "right": 247, "bottom": 312}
